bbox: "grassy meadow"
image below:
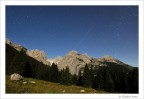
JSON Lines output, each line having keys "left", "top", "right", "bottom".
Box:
{"left": 6, "top": 75, "right": 108, "bottom": 94}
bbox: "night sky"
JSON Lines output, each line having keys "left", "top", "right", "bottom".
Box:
{"left": 6, "top": 6, "right": 138, "bottom": 66}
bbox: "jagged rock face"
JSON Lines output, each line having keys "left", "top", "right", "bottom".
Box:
{"left": 90, "top": 58, "right": 100, "bottom": 66}
{"left": 99, "top": 55, "right": 115, "bottom": 62}
{"left": 6, "top": 39, "right": 50, "bottom": 65}
{"left": 99, "top": 55, "right": 125, "bottom": 65}
{"left": 57, "top": 50, "right": 91, "bottom": 75}
{"left": 48, "top": 56, "right": 63, "bottom": 65}
{"left": 54, "top": 56, "right": 63, "bottom": 64}
{"left": 27, "top": 49, "right": 50, "bottom": 65}
{"left": 89, "top": 58, "right": 106, "bottom": 67}
{"left": 12, "top": 43, "right": 27, "bottom": 52}
{"left": 6, "top": 39, "right": 27, "bottom": 52}
{"left": 6, "top": 39, "right": 12, "bottom": 45}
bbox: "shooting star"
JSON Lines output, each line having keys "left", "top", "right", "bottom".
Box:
{"left": 76, "top": 26, "right": 95, "bottom": 47}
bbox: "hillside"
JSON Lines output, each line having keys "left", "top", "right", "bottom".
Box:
{"left": 6, "top": 75, "right": 108, "bottom": 93}
{"left": 6, "top": 41, "right": 138, "bottom": 93}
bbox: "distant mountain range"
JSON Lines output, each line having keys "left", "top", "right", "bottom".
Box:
{"left": 6, "top": 38, "right": 138, "bottom": 93}
{"left": 6, "top": 39, "right": 133, "bottom": 75}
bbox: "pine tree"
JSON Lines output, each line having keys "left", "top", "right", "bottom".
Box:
{"left": 72, "top": 74, "right": 78, "bottom": 85}
{"left": 131, "top": 68, "right": 138, "bottom": 93}
{"left": 77, "top": 72, "right": 83, "bottom": 86}
{"left": 82, "top": 64, "right": 93, "bottom": 87}
{"left": 128, "top": 67, "right": 138, "bottom": 93}
{"left": 9, "top": 50, "right": 26, "bottom": 75}
{"left": 104, "top": 69, "right": 114, "bottom": 92}
{"left": 60, "top": 66, "right": 72, "bottom": 85}
{"left": 49, "top": 63, "right": 59, "bottom": 83}
{"left": 97, "top": 67, "right": 105, "bottom": 90}
{"left": 22, "top": 62, "right": 32, "bottom": 77}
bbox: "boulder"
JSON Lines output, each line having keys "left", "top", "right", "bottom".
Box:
{"left": 80, "top": 89, "right": 85, "bottom": 93}
{"left": 10, "top": 73, "right": 23, "bottom": 81}
{"left": 23, "top": 81, "right": 27, "bottom": 84}
{"left": 29, "top": 81, "right": 36, "bottom": 84}
{"left": 62, "top": 90, "right": 66, "bottom": 93}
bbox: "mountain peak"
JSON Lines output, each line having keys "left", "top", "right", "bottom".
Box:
{"left": 6, "top": 38, "right": 12, "bottom": 45}
{"left": 27, "top": 49, "right": 50, "bottom": 65}
{"left": 6, "top": 38, "right": 27, "bottom": 52}
{"left": 67, "top": 50, "right": 78, "bottom": 55}
{"left": 47, "top": 56, "right": 63, "bottom": 65}
{"left": 99, "top": 55, "right": 125, "bottom": 65}
{"left": 103, "top": 55, "right": 113, "bottom": 59}
{"left": 82, "top": 53, "right": 89, "bottom": 57}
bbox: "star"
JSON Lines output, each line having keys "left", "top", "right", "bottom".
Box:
{"left": 15, "top": 18, "right": 18, "bottom": 22}
{"left": 120, "top": 16, "right": 124, "bottom": 19}
{"left": 26, "top": 16, "right": 29, "bottom": 19}
{"left": 116, "top": 32, "right": 120, "bottom": 37}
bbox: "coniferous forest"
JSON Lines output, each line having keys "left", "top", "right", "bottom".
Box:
{"left": 6, "top": 44, "right": 138, "bottom": 93}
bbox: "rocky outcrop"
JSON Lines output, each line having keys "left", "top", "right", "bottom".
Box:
{"left": 99, "top": 55, "right": 125, "bottom": 65}
{"left": 6, "top": 39, "right": 27, "bottom": 52}
{"left": 89, "top": 57, "right": 109, "bottom": 67}
{"left": 12, "top": 43, "right": 27, "bottom": 52}
{"left": 6, "top": 39, "right": 50, "bottom": 65}
{"left": 47, "top": 56, "right": 63, "bottom": 65}
{"left": 27, "top": 49, "right": 50, "bottom": 65}
{"left": 57, "top": 50, "right": 91, "bottom": 75}
{"left": 6, "top": 39, "right": 12, "bottom": 45}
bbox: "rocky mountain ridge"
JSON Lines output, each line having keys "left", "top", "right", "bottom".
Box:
{"left": 6, "top": 39, "right": 128, "bottom": 75}
{"left": 27, "top": 49, "right": 50, "bottom": 65}
{"left": 6, "top": 39, "right": 50, "bottom": 65}
{"left": 47, "top": 56, "right": 63, "bottom": 65}
{"left": 6, "top": 39, "right": 27, "bottom": 52}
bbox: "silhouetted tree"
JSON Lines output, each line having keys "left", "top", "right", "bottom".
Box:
{"left": 9, "top": 50, "right": 26, "bottom": 75}
{"left": 49, "top": 63, "right": 59, "bottom": 83}
{"left": 82, "top": 64, "right": 93, "bottom": 87}
{"left": 128, "top": 67, "right": 138, "bottom": 93}
{"left": 72, "top": 74, "right": 78, "bottom": 85}
{"left": 60, "top": 67, "right": 72, "bottom": 85}
{"left": 104, "top": 70, "right": 114, "bottom": 92}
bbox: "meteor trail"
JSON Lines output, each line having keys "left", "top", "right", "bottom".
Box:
{"left": 76, "top": 26, "right": 95, "bottom": 47}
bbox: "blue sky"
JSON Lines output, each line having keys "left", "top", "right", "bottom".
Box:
{"left": 6, "top": 6, "right": 138, "bottom": 66}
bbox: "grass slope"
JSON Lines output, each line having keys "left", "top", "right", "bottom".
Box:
{"left": 6, "top": 75, "right": 107, "bottom": 94}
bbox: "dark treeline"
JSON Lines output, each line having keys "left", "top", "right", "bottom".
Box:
{"left": 77, "top": 63, "right": 138, "bottom": 93}
{"left": 6, "top": 44, "right": 138, "bottom": 93}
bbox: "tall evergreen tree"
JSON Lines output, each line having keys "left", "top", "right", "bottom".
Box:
{"left": 72, "top": 74, "right": 78, "bottom": 85}
{"left": 49, "top": 63, "right": 59, "bottom": 83}
{"left": 60, "top": 66, "right": 72, "bottom": 85}
{"left": 128, "top": 67, "right": 138, "bottom": 93}
{"left": 22, "top": 62, "right": 32, "bottom": 77}
{"left": 8, "top": 50, "right": 26, "bottom": 75}
{"left": 77, "top": 72, "right": 83, "bottom": 86}
{"left": 82, "top": 64, "right": 93, "bottom": 87}
{"left": 104, "top": 70, "right": 114, "bottom": 92}
{"left": 97, "top": 67, "right": 105, "bottom": 90}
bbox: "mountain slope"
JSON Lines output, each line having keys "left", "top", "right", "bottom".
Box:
{"left": 6, "top": 44, "right": 50, "bottom": 80}
{"left": 6, "top": 39, "right": 50, "bottom": 65}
